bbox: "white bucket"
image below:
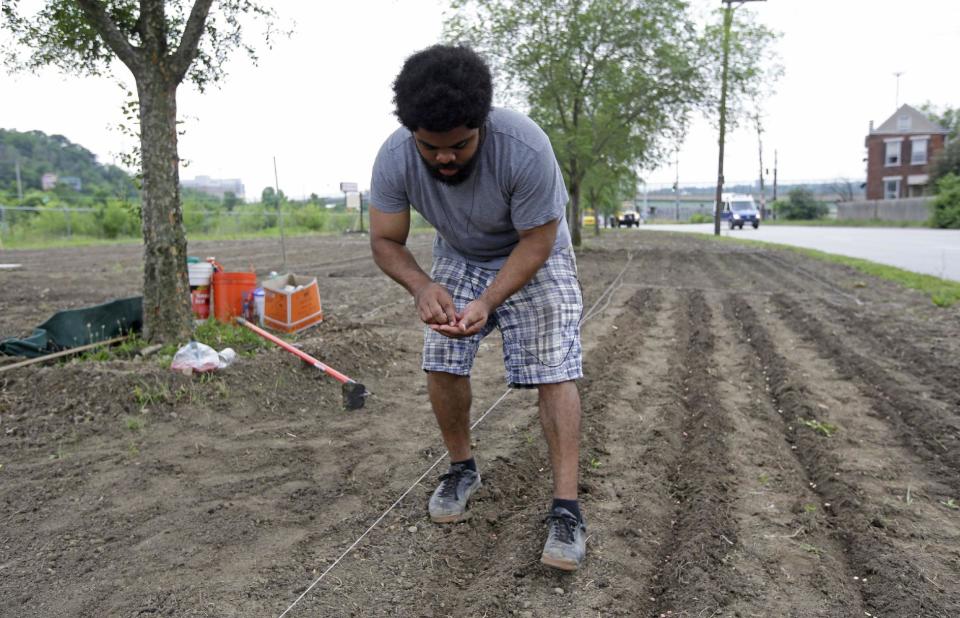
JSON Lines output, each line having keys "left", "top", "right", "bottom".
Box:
{"left": 188, "top": 262, "right": 214, "bottom": 286}
{"left": 188, "top": 262, "right": 215, "bottom": 320}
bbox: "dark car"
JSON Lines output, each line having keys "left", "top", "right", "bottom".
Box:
{"left": 612, "top": 210, "right": 641, "bottom": 228}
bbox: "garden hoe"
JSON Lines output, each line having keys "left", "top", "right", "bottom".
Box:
{"left": 236, "top": 318, "right": 370, "bottom": 410}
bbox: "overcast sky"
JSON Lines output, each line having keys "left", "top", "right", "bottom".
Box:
{"left": 2, "top": 0, "right": 958, "bottom": 199}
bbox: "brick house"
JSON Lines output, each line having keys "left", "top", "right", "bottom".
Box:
{"left": 865, "top": 104, "right": 949, "bottom": 200}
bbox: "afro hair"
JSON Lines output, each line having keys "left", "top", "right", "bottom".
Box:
{"left": 392, "top": 45, "right": 493, "bottom": 132}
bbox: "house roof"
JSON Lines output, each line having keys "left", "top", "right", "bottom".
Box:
{"left": 871, "top": 104, "right": 949, "bottom": 135}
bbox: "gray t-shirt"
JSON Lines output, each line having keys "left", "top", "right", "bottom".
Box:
{"left": 370, "top": 108, "right": 571, "bottom": 269}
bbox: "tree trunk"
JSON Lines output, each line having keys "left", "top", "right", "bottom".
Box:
{"left": 570, "top": 177, "right": 582, "bottom": 248}
{"left": 137, "top": 76, "right": 193, "bottom": 343}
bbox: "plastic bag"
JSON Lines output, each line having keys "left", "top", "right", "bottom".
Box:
{"left": 170, "top": 341, "right": 237, "bottom": 374}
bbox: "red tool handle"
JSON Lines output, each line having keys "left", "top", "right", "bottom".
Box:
{"left": 236, "top": 318, "right": 355, "bottom": 385}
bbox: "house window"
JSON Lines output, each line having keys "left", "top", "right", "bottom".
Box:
{"left": 884, "top": 178, "right": 901, "bottom": 200}
{"left": 911, "top": 138, "right": 928, "bottom": 164}
{"left": 897, "top": 115, "right": 911, "bottom": 131}
{"left": 885, "top": 140, "right": 901, "bottom": 166}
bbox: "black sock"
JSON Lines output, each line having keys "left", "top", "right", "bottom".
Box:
{"left": 551, "top": 498, "right": 581, "bottom": 522}
{"left": 451, "top": 457, "right": 476, "bottom": 472}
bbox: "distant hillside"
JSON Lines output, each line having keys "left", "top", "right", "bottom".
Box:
{"left": 0, "top": 129, "right": 133, "bottom": 196}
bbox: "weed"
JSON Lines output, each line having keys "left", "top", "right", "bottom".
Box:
{"left": 214, "top": 380, "right": 229, "bottom": 399}
{"left": 127, "top": 441, "right": 140, "bottom": 458}
{"left": 758, "top": 473, "right": 770, "bottom": 485}
{"left": 133, "top": 382, "right": 170, "bottom": 409}
{"left": 798, "top": 417, "right": 838, "bottom": 437}
{"left": 125, "top": 417, "right": 144, "bottom": 432}
{"left": 192, "top": 320, "right": 274, "bottom": 355}
{"left": 49, "top": 441, "right": 65, "bottom": 460}
{"left": 590, "top": 457, "right": 602, "bottom": 469}
{"left": 799, "top": 543, "right": 822, "bottom": 555}
{"left": 802, "top": 503, "right": 817, "bottom": 513}
{"left": 940, "top": 498, "right": 959, "bottom": 510}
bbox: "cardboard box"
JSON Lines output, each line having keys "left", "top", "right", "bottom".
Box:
{"left": 262, "top": 273, "right": 323, "bottom": 333}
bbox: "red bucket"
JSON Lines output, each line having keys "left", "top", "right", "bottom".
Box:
{"left": 212, "top": 271, "right": 257, "bottom": 323}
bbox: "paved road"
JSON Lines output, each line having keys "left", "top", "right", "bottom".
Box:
{"left": 636, "top": 224, "right": 960, "bottom": 282}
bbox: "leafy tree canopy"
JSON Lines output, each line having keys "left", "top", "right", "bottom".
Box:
{"left": 920, "top": 102, "right": 959, "bottom": 140}
{"left": 0, "top": 128, "right": 135, "bottom": 199}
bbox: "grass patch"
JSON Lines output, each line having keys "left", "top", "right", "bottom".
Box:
{"left": 192, "top": 320, "right": 276, "bottom": 356}
{"left": 799, "top": 543, "right": 823, "bottom": 556}
{"left": 798, "top": 417, "right": 838, "bottom": 437}
{"left": 125, "top": 417, "right": 144, "bottom": 432}
{"left": 762, "top": 218, "right": 930, "bottom": 228}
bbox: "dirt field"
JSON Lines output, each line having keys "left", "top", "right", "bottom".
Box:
{"left": 2, "top": 231, "right": 959, "bottom": 617}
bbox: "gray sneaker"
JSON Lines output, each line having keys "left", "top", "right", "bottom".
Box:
{"left": 540, "top": 507, "right": 587, "bottom": 571}
{"left": 428, "top": 464, "right": 481, "bottom": 523}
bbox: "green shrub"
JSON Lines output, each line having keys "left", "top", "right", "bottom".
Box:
{"left": 689, "top": 213, "right": 712, "bottom": 223}
{"left": 931, "top": 173, "right": 960, "bottom": 229}
{"left": 291, "top": 203, "right": 328, "bottom": 231}
{"left": 100, "top": 201, "right": 137, "bottom": 238}
{"left": 772, "top": 188, "right": 829, "bottom": 220}
{"left": 930, "top": 139, "right": 960, "bottom": 185}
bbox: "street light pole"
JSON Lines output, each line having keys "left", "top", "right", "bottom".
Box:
{"left": 714, "top": 0, "right": 766, "bottom": 236}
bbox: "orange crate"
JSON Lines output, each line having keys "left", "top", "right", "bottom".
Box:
{"left": 262, "top": 274, "right": 323, "bottom": 333}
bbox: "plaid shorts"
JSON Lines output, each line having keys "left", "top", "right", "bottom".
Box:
{"left": 422, "top": 247, "right": 583, "bottom": 387}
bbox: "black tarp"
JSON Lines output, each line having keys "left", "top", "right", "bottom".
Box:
{"left": 0, "top": 297, "right": 142, "bottom": 358}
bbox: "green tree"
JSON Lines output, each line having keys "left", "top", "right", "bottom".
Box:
{"left": 2, "top": 0, "right": 279, "bottom": 343}
{"left": 930, "top": 173, "right": 960, "bottom": 229}
{"left": 701, "top": 9, "right": 783, "bottom": 131}
{"left": 222, "top": 190, "right": 238, "bottom": 211}
{"left": 446, "top": 0, "right": 704, "bottom": 247}
{"left": 582, "top": 162, "right": 636, "bottom": 235}
{"left": 930, "top": 139, "right": 960, "bottom": 187}
{"left": 772, "top": 188, "right": 828, "bottom": 220}
{"left": 261, "top": 186, "right": 286, "bottom": 208}
{"left": 919, "top": 102, "right": 959, "bottom": 140}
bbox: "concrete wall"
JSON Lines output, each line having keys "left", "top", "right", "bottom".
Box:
{"left": 838, "top": 197, "right": 932, "bottom": 222}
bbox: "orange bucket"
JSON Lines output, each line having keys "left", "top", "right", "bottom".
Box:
{"left": 211, "top": 271, "right": 257, "bottom": 323}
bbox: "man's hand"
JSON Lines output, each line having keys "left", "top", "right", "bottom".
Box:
{"left": 414, "top": 282, "right": 458, "bottom": 326}
{"left": 431, "top": 298, "right": 490, "bottom": 339}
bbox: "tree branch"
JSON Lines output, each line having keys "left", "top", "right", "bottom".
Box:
{"left": 171, "top": 0, "right": 215, "bottom": 83}
{"left": 75, "top": 0, "right": 140, "bottom": 72}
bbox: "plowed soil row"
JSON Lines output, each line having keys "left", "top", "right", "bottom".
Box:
{"left": 1, "top": 231, "right": 958, "bottom": 617}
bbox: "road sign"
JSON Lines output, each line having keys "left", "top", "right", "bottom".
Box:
{"left": 340, "top": 182, "right": 358, "bottom": 193}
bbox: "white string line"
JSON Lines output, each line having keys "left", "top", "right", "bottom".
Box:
{"left": 277, "top": 389, "right": 513, "bottom": 618}
{"left": 276, "top": 251, "right": 633, "bottom": 617}
{"left": 582, "top": 252, "right": 633, "bottom": 322}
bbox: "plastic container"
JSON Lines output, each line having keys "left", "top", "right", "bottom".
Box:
{"left": 253, "top": 288, "right": 265, "bottom": 326}
{"left": 188, "top": 261, "right": 215, "bottom": 320}
{"left": 211, "top": 271, "right": 258, "bottom": 323}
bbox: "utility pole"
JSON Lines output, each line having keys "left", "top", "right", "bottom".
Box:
{"left": 772, "top": 149, "right": 779, "bottom": 201}
{"left": 15, "top": 158, "right": 24, "bottom": 202}
{"left": 714, "top": 0, "right": 766, "bottom": 236}
{"left": 756, "top": 112, "right": 765, "bottom": 219}
{"left": 273, "top": 156, "right": 287, "bottom": 272}
{"left": 674, "top": 149, "right": 680, "bottom": 221}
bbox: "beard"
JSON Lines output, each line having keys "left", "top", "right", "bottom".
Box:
{"left": 419, "top": 152, "right": 480, "bottom": 186}
{"left": 416, "top": 129, "right": 484, "bottom": 186}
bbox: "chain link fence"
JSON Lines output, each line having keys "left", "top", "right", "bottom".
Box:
{"left": 0, "top": 204, "right": 434, "bottom": 247}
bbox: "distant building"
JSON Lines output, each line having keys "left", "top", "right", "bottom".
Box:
{"left": 181, "top": 175, "right": 245, "bottom": 200}
{"left": 60, "top": 176, "right": 82, "bottom": 192}
{"left": 40, "top": 173, "right": 82, "bottom": 192}
{"left": 41, "top": 173, "right": 58, "bottom": 191}
{"left": 865, "top": 104, "right": 949, "bottom": 200}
